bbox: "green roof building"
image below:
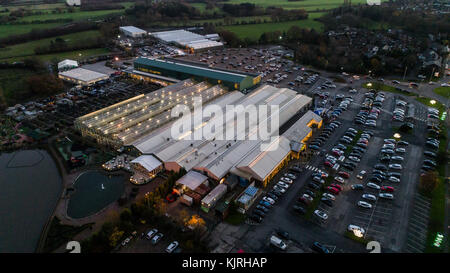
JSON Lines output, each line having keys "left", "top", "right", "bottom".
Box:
{"left": 133, "top": 57, "right": 261, "bottom": 91}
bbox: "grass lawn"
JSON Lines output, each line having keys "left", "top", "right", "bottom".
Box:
{"left": 362, "top": 81, "right": 415, "bottom": 96}
{"left": 220, "top": 13, "right": 324, "bottom": 40}
{"left": 0, "top": 23, "right": 63, "bottom": 39}
{"left": 15, "top": 8, "right": 125, "bottom": 23}
{"left": 218, "top": 0, "right": 388, "bottom": 11}
{"left": 190, "top": 2, "right": 223, "bottom": 14}
{"left": 0, "top": 30, "right": 102, "bottom": 60}
{"left": 415, "top": 96, "right": 446, "bottom": 115}
{"left": 433, "top": 86, "right": 450, "bottom": 99}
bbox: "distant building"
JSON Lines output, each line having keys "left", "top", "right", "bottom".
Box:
{"left": 66, "top": 0, "right": 81, "bottom": 6}
{"left": 58, "top": 59, "right": 78, "bottom": 71}
{"left": 149, "top": 29, "right": 223, "bottom": 53}
{"left": 58, "top": 68, "right": 109, "bottom": 86}
{"left": 119, "top": 26, "right": 147, "bottom": 38}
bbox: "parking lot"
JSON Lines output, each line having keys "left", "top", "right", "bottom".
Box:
{"left": 235, "top": 70, "right": 435, "bottom": 252}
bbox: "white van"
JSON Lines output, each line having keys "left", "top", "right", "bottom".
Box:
{"left": 270, "top": 235, "right": 287, "bottom": 250}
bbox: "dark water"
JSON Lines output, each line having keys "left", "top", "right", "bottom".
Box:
{"left": 67, "top": 171, "right": 124, "bottom": 219}
{"left": 0, "top": 150, "right": 62, "bottom": 253}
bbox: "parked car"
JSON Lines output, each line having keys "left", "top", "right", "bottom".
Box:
{"left": 362, "top": 194, "right": 377, "bottom": 201}
{"left": 381, "top": 186, "right": 394, "bottom": 192}
{"left": 351, "top": 184, "right": 364, "bottom": 190}
{"left": 145, "top": 229, "right": 158, "bottom": 240}
{"left": 356, "top": 170, "right": 367, "bottom": 180}
{"left": 357, "top": 201, "right": 372, "bottom": 209}
{"left": 327, "top": 186, "right": 340, "bottom": 195}
{"left": 338, "top": 171, "right": 350, "bottom": 178}
{"left": 262, "top": 196, "right": 276, "bottom": 205}
{"left": 367, "top": 182, "right": 381, "bottom": 190}
{"left": 166, "top": 241, "right": 179, "bottom": 253}
{"left": 314, "top": 210, "right": 329, "bottom": 220}
{"left": 311, "top": 242, "right": 330, "bottom": 253}
{"left": 321, "top": 198, "right": 333, "bottom": 207}
{"left": 322, "top": 193, "right": 336, "bottom": 201}
{"left": 348, "top": 225, "right": 365, "bottom": 236}
{"left": 151, "top": 233, "right": 164, "bottom": 245}
{"left": 379, "top": 193, "right": 394, "bottom": 200}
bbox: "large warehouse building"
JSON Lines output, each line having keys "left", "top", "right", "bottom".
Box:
{"left": 58, "top": 67, "right": 109, "bottom": 86}
{"left": 74, "top": 79, "right": 226, "bottom": 147}
{"left": 132, "top": 57, "right": 261, "bottom": 91}
{"left": 119, "top": 26, "right": 147, "bottom": 38}
{"left": 131, "top": 85, "right": 321, "bottom": 187}
{"left": 149, "top": 29, "right": 223, "bottom": 53}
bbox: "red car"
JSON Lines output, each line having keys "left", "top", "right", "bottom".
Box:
{"left": 327, "top": 186, "right": 340, "bottom": 195}
{"left": 324, "top": 161, "right": 334, "bottom": 168}
{"left": 333, "top": 150, "right": 343, "bottom": 157}
{"left": 299, "top": 196, "right": 312, "bottom": 205}
{"left": 330, "top": 184, "right": 343, "bottom": 191}
{"left": 381, "top": 186, "right": 394, "bottom": 192}
{"left": 338, "top": 171, "right": 350, "bottom": 179}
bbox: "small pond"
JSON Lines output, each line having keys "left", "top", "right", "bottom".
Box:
{"left": 67, "top": 171, "right": 125, "bottom": 219}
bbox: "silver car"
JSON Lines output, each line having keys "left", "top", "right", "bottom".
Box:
{"left": 166, "top": 241, "right": 179, "bottom": 253}
{"left": 314, "top": 209, "right": 328, "bottom": 220}
{"left": 367, "top": 182, "right": 381, "bottom": 190}
{"left": 379, "top": 193, "right": 394, "bottom": 200}
{"left": 362, "top": 194, "right": 377, "bottom": 201}
{"left": 388, "top": 176, "right": 400, "bottom": 183}
{"left": 151, "top": 233, "right": 164, "bottom": 245}
{"left": 357, "top": 201, "right": 373, "bottom": 209}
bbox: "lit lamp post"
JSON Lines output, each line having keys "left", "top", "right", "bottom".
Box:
{"left": 367, "top": 82, "right": 372, "bottom": 88}
{"left": 394, "top": 133, "right": 401, "bottom": 140}
{"left": 430, "top": 99, "right": 436, "bottom": 105}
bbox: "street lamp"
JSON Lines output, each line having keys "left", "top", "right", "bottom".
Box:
{"left": 367, "top": 83, "right": 372, "bottom": 87}
{"left": 430, "top": 99, "right": 436, "bottom": 105}
{"left": 393, "top": 133, "right": 401, "bottom": 139}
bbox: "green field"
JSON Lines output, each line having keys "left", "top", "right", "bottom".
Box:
{"left": 217, "top": 0, "right": 387, "bottom": 11}
{"left": 15, "top": 8, "right": 125, "bottom": 23}
{"left": 0, "top": 30, "right": 102, "bottom": 60}
{"left": 433, "top": 86, "right": 450, "bottom": 99}
{"left": 220, "top": 12, "right": 325, "bottom": 40}
{"left": 0, "top": 23, "right": 62, "bottom": 39}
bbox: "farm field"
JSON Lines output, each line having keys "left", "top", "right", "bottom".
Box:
{"left": 14, "top": 8, "right": 126, "bottom": 23}
{"left": 217, "top": 0, "right": 386, "bottom": 11}
{"left": 219, "top": 12, "right": 325, "bottom": 40}
{"left": 0, "top": 30, "right": 102, "bottom": 60}
{"left": 0, "top": 23, "right": 62, "bottom": 39}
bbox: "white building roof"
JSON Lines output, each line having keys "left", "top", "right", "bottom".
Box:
{"left": 149, "top": 29, "right": 223, "bottom": 49}
{"left": 58, "top": 59, "right": 78, "bottom": 70}
{"left": 176, "top": 170, "right": 208, "bottom": 190}
{"left": 132, "top": 84, "right": 312, "bottom": 182}
{"left": 131, "top": 155, "right": 162, "bottom": 172}
{"left": 59, "top": 68, "right": 108, "bottom": 83}
{"left": 201, "top": 183, "right": 227, "bottom": 205}
{"left": 120, "top": 26, "right": 147, "bottom": 35}
{"left": 282, "top": 110, "right": 322, "bottom": 143}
